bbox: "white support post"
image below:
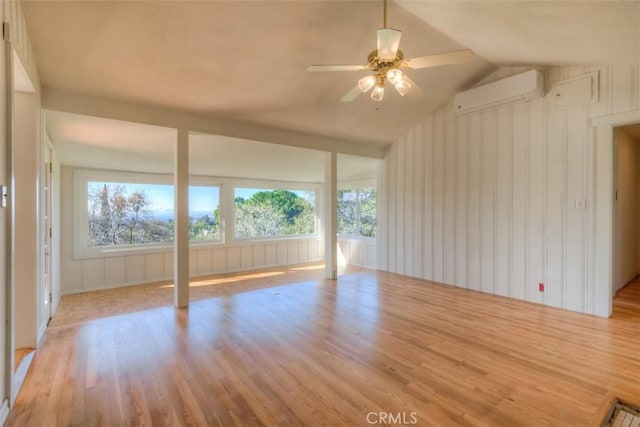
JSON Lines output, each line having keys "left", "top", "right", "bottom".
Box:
{"left": 324, "top": 151, "right": 337, "bottom": 279}
{"left": 174, "top": 128, "right": 189, "bottom": 307}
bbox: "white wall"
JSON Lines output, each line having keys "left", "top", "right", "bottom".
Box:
{"left": 59, "top": 166, "right": 324, "bottom": 293}
{"left": 379, "top": 66, "right": 640, "bottom": 315}
{"left": 338, "top": 238, "right": 377, "bottom": 269}
{"left": 614, "top": 127, "right": 640, "bottom": 293}
{"left": 13, "top": 91, "right": 40, "bottom": 349}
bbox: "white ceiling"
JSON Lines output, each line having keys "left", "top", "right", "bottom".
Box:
{"left": 24, "top": 0, "right": 492, "bottom": 147}
{"left": 46, "top": 110, "right": 380, "bottom": 183}
{"left": 398, "top": 1, "right": 639, "bottom": 66}
{"left": 24, "top": 0, "right": 639, "bottom": 180}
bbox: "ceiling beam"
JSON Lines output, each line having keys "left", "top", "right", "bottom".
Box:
{"left": 42, "top": 88, "right": 386, "bottom": 159}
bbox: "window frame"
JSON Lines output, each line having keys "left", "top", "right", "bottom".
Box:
{"left": 73, "top": 170, "right": 321, "bottom": 259}
{"left": 189, "top": 176, "right": 225, "bottom": 247}
{"left": 231, "top": 181, "right": 321, "bottom": 243}
{"left": 73, "top": 170, "right": 224, "bottom": 259}
{"left": 337, "top": 180, "right": 377, "bottom": 241}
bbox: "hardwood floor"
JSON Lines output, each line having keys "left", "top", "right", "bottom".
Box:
{"left": 6, "top": 264, "right": 640, "bottom": 426}
{"left": 614, "top": 277, "right": 640, "bottom": 314}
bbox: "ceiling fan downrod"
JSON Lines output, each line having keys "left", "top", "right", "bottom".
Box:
{"left": 383, "top": 0, "right": 387, "bottom": 29}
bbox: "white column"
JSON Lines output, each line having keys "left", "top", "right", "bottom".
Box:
{"left": 324, "top": 151, "right": 337, "bottom": 279}
{"left": 174, "top": 128, "right": 189, "bottom": 307}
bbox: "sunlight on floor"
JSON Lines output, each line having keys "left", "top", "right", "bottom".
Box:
{"left": 159, "top": 270, "right": 286, "bottom": 288}
{"left": 290, "top": 264, "right": 324, "bottom": 271}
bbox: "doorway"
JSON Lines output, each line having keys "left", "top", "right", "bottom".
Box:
{"left": 613, "top": 123, "right": 640, "bottom": 309}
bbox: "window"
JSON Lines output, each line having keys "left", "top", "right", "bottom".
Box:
{"left": 86, "top": 182, "right": 222, "bottom": 248}
{"left": 234, "top": 188, "right": 316, "bottom": 239}
{"left": 76, "top": 170, "right": 222, "bottom": 258}
{"left": 87, "top": 181, "right": 174, "bottom": 247}
{"left": 337, "top": 187, "right": 376, "bottom": 238}
{"left": 74, "top": 170, "right": 319, "bottom": 259}
{"left": 188, "top": 185, "right": 221, "bottom": 242}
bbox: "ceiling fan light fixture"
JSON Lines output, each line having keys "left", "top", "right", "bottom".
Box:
{"left": 371, "top": 84, "right": 385, "bottom": 101}
{"left": 386, "top": 69, "right": 403, "bottom": 85}
{"left": 393, "top": 77, "right": 411, "bottom": 96}
{"left": 307, "top": 0, "right": 474, "bottom": 103}
{"left": 358, "top": 75, "right": 376, "bottom": 93}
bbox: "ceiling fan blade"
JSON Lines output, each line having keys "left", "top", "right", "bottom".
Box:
{"left": 377, "top": 28, "right": 402, "bottom": 60}
{"left": 307, "top": 65, "right": 366, "bottom": 72}
{"left": 340, "top": 85, "right": 363, "bottom": 103}
{"left": 403, "top": 75, "right": 427, "bottom": 100}
{"left": 404, "top": 49, "right": 474, "bottom": 70}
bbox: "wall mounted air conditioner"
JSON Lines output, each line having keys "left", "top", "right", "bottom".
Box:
{"left": 454, "top": 70, "right": 544, "bottom": 114}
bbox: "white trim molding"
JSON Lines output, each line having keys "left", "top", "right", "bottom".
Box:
{"left": 0, "top": 399, "right": 9, "bottom": 426}
{"left": 590, "top": 110, "right": 640, "bottom": 318}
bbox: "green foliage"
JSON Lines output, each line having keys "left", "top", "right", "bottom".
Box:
{"left": 235, "top": 189, "right": 315, "bottom": 238}
{"left": 189, "top": 213, "right": 220, "bottom": 241}
{"left": 337, "top": 188, "right": 376, "bottom": 238}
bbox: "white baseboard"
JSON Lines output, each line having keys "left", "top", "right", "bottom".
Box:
{"left": 37, "top": 321, "right": 47, "bottom": 347}
{"left": 0, "top": 399, "right": 9, "bottom": 425}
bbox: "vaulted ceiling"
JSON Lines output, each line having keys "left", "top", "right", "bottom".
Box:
{"left": 23, "top": 0, "right": 495, "bottom": 148}
{"left": 20, "top": 0, "right": 640, "bottom": 176}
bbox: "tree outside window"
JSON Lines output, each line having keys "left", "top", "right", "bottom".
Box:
{"left": 235, "top": 188, "right": 316, "bottom": 239}
{"left": 87, "top": 182, "right": 220, "bottom": 247}
{"left": 337, "top": 188, "right": 376, "bottom": 238}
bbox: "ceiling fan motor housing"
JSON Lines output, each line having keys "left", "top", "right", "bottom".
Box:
{"left": 367, "top": 49, "right": 406, "bottom": 82}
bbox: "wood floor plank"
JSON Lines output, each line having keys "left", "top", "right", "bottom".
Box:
{"left": 5, "top": 264, "right": 640, "bottom": 426}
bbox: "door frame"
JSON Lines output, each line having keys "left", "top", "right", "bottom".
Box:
{"left": 2, "top": 27, "right": 14, "bottom": 410}
{"left": 591, "top": 110, "right": 640, "bottom": 318}
{"left": 40, "top": 142, "right": 52, "bottom": 330}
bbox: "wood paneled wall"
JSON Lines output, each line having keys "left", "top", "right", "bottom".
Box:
{"left": 338, "top": 238, "right": 377, "bottom": 269}
{"left": 61, "top": 239, "right": 324, "bottom": 294}
{"left": 379, "top": 66, "right": 640, "bottom": 315}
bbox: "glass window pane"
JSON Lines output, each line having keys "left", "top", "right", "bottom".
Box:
{"left": 87, "top": 181, "right": 174, "bottom": 247}
{"left": 235, "top": 188, "right": 316, "bottom": 239}
{"left": 87, "top": 181, "right": 222, "bottom": 247}
{"left": 337, "top": 187, "right": 377, "bottom": 238}
{"left": 189, "top": 186, "right": 221, "bottom": 241}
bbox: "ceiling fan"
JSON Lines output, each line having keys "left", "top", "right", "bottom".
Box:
{"left": 307, "top": 0, "right": 475, "bottom": 102}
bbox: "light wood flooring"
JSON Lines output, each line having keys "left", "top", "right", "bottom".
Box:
{"left": 614, "top": 277, "right": 640, "bottom": 314}
{"left": 6, "top": 264, "right": 640, "bottom": 426}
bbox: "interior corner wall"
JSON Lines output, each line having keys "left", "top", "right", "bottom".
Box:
{"left": 614, "top": 127, "right": 640, "bottom": 293}
{"left": 337, "top": 238, "right": 377, "bottom": 269}
{"left": 379, "top": 65, "right": 640, "bottom": 316}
